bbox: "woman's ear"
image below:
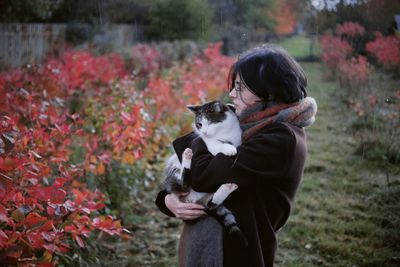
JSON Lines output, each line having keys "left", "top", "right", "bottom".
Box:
{"left": 187, "top": 105, "right": 201, "bottom": 114}
{"left": 226, "top": 103, "right": 236, "bottom": 113}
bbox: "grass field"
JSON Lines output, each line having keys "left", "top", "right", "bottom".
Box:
{"left": 272, "top": 35, "right": 322, "bottom": 60}
{"left": 275, "top": 62, "right": 400, "bottom": 267}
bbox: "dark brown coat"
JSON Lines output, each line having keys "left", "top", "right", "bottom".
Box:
{"left": 155, "top": 121, "right": 307, "bottom": 266}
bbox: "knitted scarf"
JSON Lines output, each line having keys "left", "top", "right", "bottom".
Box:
{"left": 239, "top": 97, "right": 318, "bottom": 141}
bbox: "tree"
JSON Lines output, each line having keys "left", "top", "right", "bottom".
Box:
{"left": 268, "top": 0, "right": 307, "bottom": 36}
{"left": 0, "top": 0, "right": 64, "bottom": 22}
{"left": 209, "top": 0, "right": 276, "bottom": 31}
{"left": 309, "top": 0, "right": 400, "bottom": 34}
{"left": 147, "top": 0, "right": 213, "bottom": 41}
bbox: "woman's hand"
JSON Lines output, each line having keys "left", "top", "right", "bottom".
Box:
{"left": 165, "top": 193, "right": 206, "bottom": 220}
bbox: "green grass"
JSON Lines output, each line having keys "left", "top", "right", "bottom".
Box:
{"left": 272, "top": 35, "right": 322, "bottom": 60}
{"left": 275, "top": 62, "right": 400, "bottom": 267}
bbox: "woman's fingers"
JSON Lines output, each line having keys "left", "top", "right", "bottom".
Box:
{"left": 180, "top": 203, "right": 204, "bottom": 210}
{"left": 177, "top": 211, "right": 206, "bottom": 220}
{"left": 165, "top": 193, "right": 206, "bottom": 220}
{"left": 176, "top": 203, "right": 206, "bottom": 219}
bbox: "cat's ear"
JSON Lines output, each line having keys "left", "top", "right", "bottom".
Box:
{"left": 213, "top": 102, "right": 224, "bottom": 113}
{"left": 187, "top": 105, "right": 201, "bottom": 114}
{"left": 226, "top": 103, "right": 236, "bottom": 113}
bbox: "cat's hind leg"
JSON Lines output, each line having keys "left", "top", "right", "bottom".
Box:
{"left": 210, "top": 183, "right": 238, "bottom": 206}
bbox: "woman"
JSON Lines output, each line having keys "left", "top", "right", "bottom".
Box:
{"left": 155, "top": 45, "right": 317, "bottom": 266}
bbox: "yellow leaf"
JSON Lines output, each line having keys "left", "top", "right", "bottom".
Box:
{"left": 43, "top": 250, "right": 52, "bottom": 262}
{"left": 90, "top": 155, "right": 97, "bottom": 164}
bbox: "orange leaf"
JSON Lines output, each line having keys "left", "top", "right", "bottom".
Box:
{"left": 96, "top": 162, "right": 105, "bottom": 175}
{"left": 122, "top": 152, "right": 135, "bottom": 165}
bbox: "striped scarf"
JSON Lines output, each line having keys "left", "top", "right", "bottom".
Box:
{"left": 239, "top": 97, "right": 318, "bottom": 141}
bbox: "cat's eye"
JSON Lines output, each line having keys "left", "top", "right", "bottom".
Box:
{"left": 196, "top": 122, "right": 202, "bottom": 128}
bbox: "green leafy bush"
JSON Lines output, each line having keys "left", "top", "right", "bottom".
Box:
{"left": 147, "top": 0, "right": 213, "bottom": 41}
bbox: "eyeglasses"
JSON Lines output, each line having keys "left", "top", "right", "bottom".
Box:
{"left": 233, "top": 79, "right": 245, "bottom": 93}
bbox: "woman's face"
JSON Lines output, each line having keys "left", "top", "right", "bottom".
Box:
{"left": 229, "top": 75, "right": 261, "bottom": 115}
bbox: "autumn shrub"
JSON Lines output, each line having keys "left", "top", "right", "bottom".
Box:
{"left": 337, "top": 56, "right": 372, "bottom": 94}
{"left": 320, "top": 22, "right": 400, "bottom": 166}
{"left": 319, "top": 34, "right": 353, "bottom": 76}
{"left": 350, "top": 90, "right": 400, "bottom": 164}
{"left": 0, "top": 66, "right": 128, "bottom": 265}
{"left": 365, "top": 32, "right": 400, "bottom": 72}
{"left": 0, "top": 42, "right": 233, "bottom": 265}
{"left": 336, "top": 22, "right": 367, "bottom": 54}
{"left": 336, "top": 22, "right": 366, "bottom": 38}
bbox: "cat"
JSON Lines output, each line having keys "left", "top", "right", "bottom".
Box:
{"left": 164, "top": 100, "right": 248, "bottom": 247}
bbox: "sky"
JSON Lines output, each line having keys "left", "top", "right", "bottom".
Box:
{"left": 311, "top": 0, "right": 364, "bottom": 11}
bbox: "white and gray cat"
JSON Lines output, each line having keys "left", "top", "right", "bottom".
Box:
{"left": 164, "top": 101, "right": 247, "bottom": 246}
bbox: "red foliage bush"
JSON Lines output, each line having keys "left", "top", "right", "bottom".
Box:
{"left": 365, "top": 32, "right": 400, "bottom": 70}
{"left": 0, "top": 67, "right": 129, "bottom": 265}
{"left": 319, "top": 34, "right": 353, "bottom": 72}
{"left": 320, "top": 22, "right": 372, "bottom": 90}
{"left": 338, "top": 56, "right": 372, "bottom": 90}
{"left": 336, "top": 22, "right": 365, "bottom": 38}
{"left": 0, "top": 42, "right": 232, "bottom": 265}
{"left": 131, "top": 44, "right": 161, "bottom": 76}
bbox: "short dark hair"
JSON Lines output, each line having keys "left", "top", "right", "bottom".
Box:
{"left": 228, "top": 45, "right": 307, "bottom": 104}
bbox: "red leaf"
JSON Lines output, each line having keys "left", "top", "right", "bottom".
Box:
{"left": 38, "top": 220, "right": 54, "bottom": 232}
{"left": 0, "top": 157, "right": 23, "bottom": 171}
{"left": 36, "top": 187, "right": 66, "bottom": 204}
{"left": 24, "top": 212, "right": 47, "bottom": 228}
{"left": 26, "top": 231, "right": 45, "bottom": 249}
{"left": 46, "top": 205, "right": 55, "bottom": 216}
{"left": 74, "top": 235, "right": 85, "bottom": 248}
{"left": 53, "top": 177, "right": 70, "bottom": 187}
{"left": 58, "top": 242, "right": 70, "bottom": 253}
{"left": 42, "top": 243, "right": 58, "bottom": 253}
{"left": 0, "top": 229, "right": 8, "bottom": 248}
{"left": 5, "top": 245, "right": 23, "bottom": 258}
{"left": 38, "top": 262, "right": 54, "bottom": 267}
{"left": 120, "top": 111, "right": 137, "bottom": 125}
{"left": 55, "top": 123, "right": 72, "bottom": 136}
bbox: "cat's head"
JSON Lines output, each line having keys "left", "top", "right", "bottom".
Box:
{"left": 187, "top": 101, "right": 237, "bottom": 138}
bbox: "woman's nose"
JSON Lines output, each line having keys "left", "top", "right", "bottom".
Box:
{"left": 229, "top": 89, "right": 236, "bottom": 98}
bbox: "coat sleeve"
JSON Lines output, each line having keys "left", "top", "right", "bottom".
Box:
{"left": 155, "top": 190, "right": 176, "bottom": 217}
{"left": 189, "top": 122, "right": 296, "bottom": 193}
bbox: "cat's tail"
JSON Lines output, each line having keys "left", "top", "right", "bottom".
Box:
{"left": 205, "top": 203, "right": 248, "bottom": 247}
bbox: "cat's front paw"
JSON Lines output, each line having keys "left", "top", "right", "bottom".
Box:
{"left": 220, "top": 145, "right": 237, "bottom": 156}
{"left": 183, "top": 148, "right": 193, "bottom": 160}
{"left": 181, "top": 148, "right": 192, "bottom": 169}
